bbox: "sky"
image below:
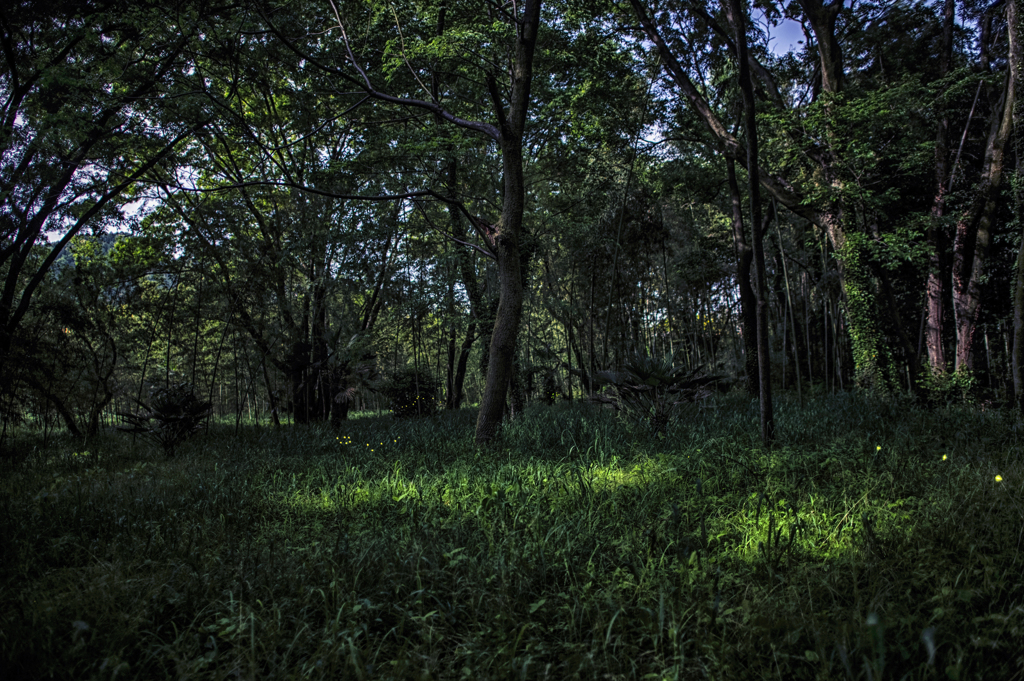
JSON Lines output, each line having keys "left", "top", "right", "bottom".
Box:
{"left": 763, "top": 16, "right": 808, "bottom": 56}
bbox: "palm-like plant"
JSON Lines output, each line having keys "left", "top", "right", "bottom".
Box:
{"left": 325, "top": 334, "right": 381, "bottom": 424}
{"left": 118, "top": 383, "right": 212, "bottom": 457}
{"left": 592, "top": 353, "right": 718, "bottom": 434}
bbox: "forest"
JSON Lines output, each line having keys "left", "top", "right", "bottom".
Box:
{"left": 1, "top": 0, "right": 1022, "bottom": 678}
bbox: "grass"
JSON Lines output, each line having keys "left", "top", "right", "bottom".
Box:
{"left": 1, "top": 392, "right": 1023, "bottom": 680}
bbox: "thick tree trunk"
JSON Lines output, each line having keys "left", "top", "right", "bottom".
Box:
{"left": 800, "top": 0, "right": 902, "bottom": 391}
{"left": 727, "top": 158, "right": 759, "bottom": 396}
{"left": 820, "top": 211, "right": 895, "bottom": 390}
{"left": 1006, "top": 0, "right": 1023, "bottom": 409}
{"left": 796, "top": 0, "right": 844, "bottom": 96}
{"left": 87, "top": 389, "right": 115, "bottom": 437}
{"left": 925, "top": 231, "right": 948, "bottom": 374}
{"left": 475, "top": 151, "right": 526, "bottom": 440}
{"left": 473, "top": 0, "right": 541, "bottom": 443}
{"left": 925, "top": 0, "right": 956, "bottom": 376}
{"left": 953, "top": 64, "right": 1015, "bottom": 373}
{"left": 445, "top": 318, "right": 458, "bottom": 408}
{"left": 727, "top": 0, "right": 773, "bottom": 444}
{"left": 507, "top": 341, "right": 528, "bottom": 418}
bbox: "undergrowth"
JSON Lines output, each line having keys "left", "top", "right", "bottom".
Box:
{"left": 1, "top": 392, "right": 1023, "bottom": 680}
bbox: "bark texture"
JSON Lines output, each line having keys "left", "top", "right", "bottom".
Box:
{"left": 726, "top": 0, "right": 774, "bottom": 444}
{"left": 952, "top": 56, "right": 1016, "bottom": 372}
{"left": 925, "top": 0, "right": 956, "bottom": 375}
{"left": 1006, "top": 0, "right": 1023, "bottom": 408}
{"left": 473, "top": 0, "right": 541, "bottom": 443}
{"left": 727, "top": 158, "right": 759, "bottom": 396}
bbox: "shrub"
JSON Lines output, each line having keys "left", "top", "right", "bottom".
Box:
{"left": 592, "top": 352, "right": 717, "bottom": 433}
{"left": 117, "top": 382, "right": 212, "bottom": 456}
{"left": 383, "top": 367, "right": 439, "bottom": 418}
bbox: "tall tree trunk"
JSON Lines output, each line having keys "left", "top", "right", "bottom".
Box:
{"left": 727, "top": 0, "right": 774, "bottom": 444}
{"left": 1006, "top": 0, "right": 1024, "bottom": 409}
{"left": 507, "top": 340, "right": 528, "bottom": 418}
{"left": 445, "top": 310, "right": 458, "bottom": 407}
{"left": 925, "top": 0, "right": 956, "bottom": 376}
{"left": 444, "top": 158, "right": 481, "bottom": 410}
{"left": 262, "top": 357, "right": 281, "bottom": 427}
{"left": 361, "top": 231, "right": 393, "bottom": 333}
{"left": 570, "top": 332, "right": 593, "bottom": 393}
{"left": 475, "top": 169, "right": 526, "bottom": 439}
{"left": 953, "top": 59, "right": 1016, "bottom": 373}
{"left": 450, "top": 323, "right": 476, "bottom": 409}
{"left": 450, "top": 252, "right": 482, "bottom": 409}
{"left": 727, "top": 157, "right": 759, "bottom": 396}
{"left": 310, "top": 279, "right": 330, "bottom": 421}
{"left": 473, "top": 0, "right": 541, "bottom": 443}
{"left": 824, "top": 215, "right": 894, "bottom": 389}
{"left": 287, "top": 339, "right": 311, "bottom": 424}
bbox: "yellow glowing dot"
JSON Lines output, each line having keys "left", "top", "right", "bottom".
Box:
{"left": 876, "top": 446, "right": 881, "bottom": 451}
{"left": 995, "top": 475, "right": 1003, "bottom": 482}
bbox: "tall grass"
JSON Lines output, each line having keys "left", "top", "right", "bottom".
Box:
{"left": 1, "top": 393, "right": 1022, "bottom": 679}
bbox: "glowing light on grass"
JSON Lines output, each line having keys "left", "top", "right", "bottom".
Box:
{"left": 995, "top": 475, "right": 1003, "bottom": 482}
{"left": 584, "top": 458, "right": 665, "bottom": 493}
{"left": 942, "top": 454, "right": 948, "bottom": 461}
{"left": 281, "top": 486, "right": 372, "bottom": 513}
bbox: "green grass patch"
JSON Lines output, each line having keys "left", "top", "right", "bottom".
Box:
{"left": 2, "top": 393, "right": 1023, "bottom": 679}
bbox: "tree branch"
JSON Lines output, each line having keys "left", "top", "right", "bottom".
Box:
{"left": 261, "top": 4, "right": 501, "bottom": 141}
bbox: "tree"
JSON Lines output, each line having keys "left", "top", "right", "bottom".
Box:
{"left": 0, "top": 0, "right": 212, "bottom": 396}
{"left": 624, "top": 0, "right": 1020, "bottom": 395}
{"left": 924, "top": 0, "right": 957, "bottom": 376}
{"left": 951, "top": 0, "right": 1018, "bottom": 373}
{"left": 1008, "top": 0, "right": 1024, "bottom": 409}
{"left": 255, "top": 0, "right": 543, "bottom": 441}
{"left": 725, "top": 0, "right": 774, "bottom": 443}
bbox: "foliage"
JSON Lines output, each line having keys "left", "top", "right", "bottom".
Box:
{"left": 382, "top": 366, "right": 440, "bottom": 418}
{"left": 117, "top": 383, "right": 212, "bottom": 457}
{"left": 838, "top": 231, "right": 899, "bottom": 392}
{"left": 592, "top": 352, "right": 718, "bottom": 433}
{"left": 918, "top": 365, "right": 979, "bottom": 405}
{"left": 0, "top": 0, "right": 212, "bottom": 385}
{"left": 2, "top": 397, "right": 1024, "bottom": 679}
